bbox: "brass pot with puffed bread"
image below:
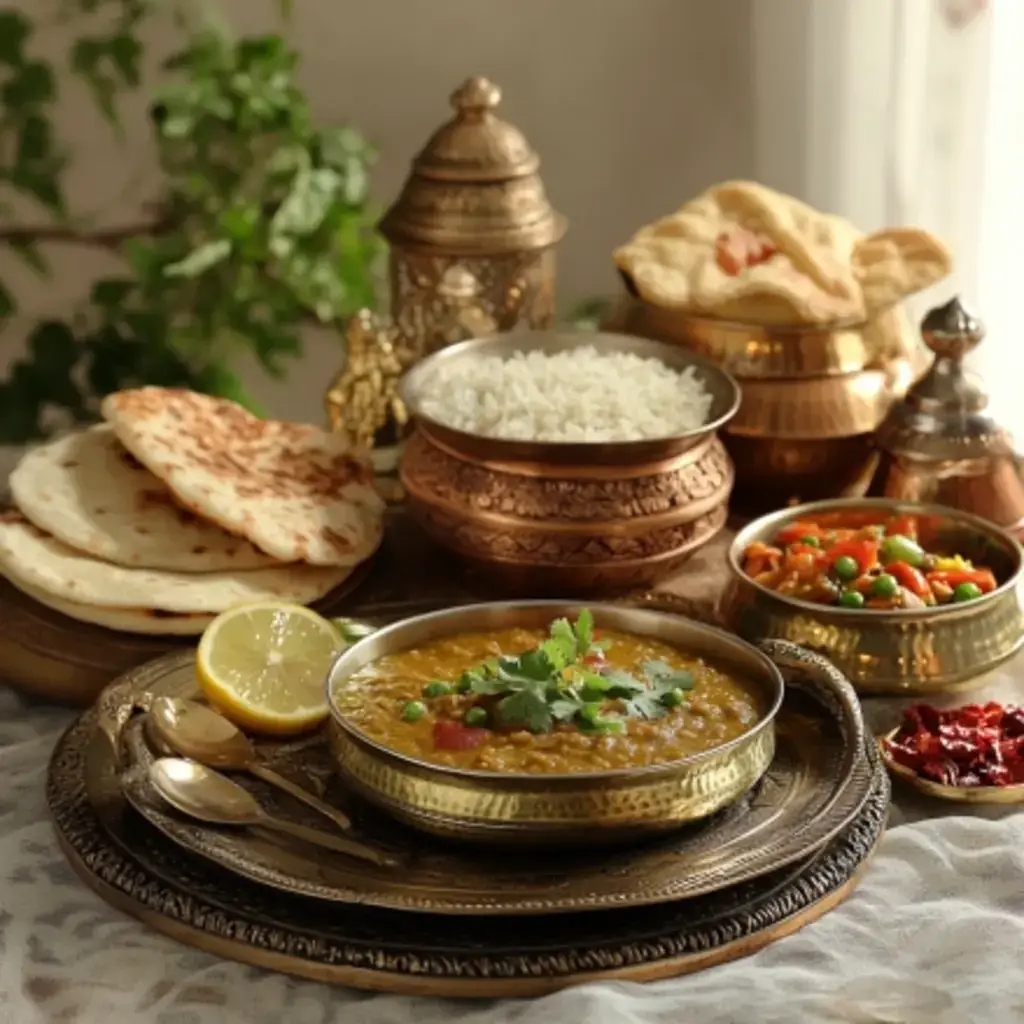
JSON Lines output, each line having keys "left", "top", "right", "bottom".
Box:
{"left": 606, "top": 181, "right": 953, "bottom": 514}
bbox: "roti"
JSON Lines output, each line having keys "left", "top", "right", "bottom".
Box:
{"left": 9, "top": 425, "right": 281, "bottom": 572}
{"left": 11, "top": 577, "right": 212, "bottom": 636}
{"left": 101, "top": 388, "right": 385, "bottom": 566}
{"left": 0, "top": 511, "right": 358, "bottom": 613}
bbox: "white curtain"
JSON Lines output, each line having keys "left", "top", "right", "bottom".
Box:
{"left": 751, "top": 0, "right": 1024, "bottom": 437}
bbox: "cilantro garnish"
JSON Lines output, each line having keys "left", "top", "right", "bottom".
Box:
{"left": 411, "top": 611, "right": 695, "bottom": 736}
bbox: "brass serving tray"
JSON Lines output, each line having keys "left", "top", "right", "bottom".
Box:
{"left": 51, "top": 700, "right": 890, "bottom": 997}
{"left": 108, "top": 650, "right": 875, "bottom": 916}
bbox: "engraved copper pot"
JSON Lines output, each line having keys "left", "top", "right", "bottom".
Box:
{"left": 397, "top": 331, "right": 740, "bottom": 595}
{"left": 720, "top": 498, "right": 1024, "bottom": 695}
{"left": 604, "top": 295, "right": 931, "bottom": 516}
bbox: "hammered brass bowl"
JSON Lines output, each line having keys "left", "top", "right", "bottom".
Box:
{"left": 604, "top": 294, "right": 930, "bottom": 382}
{"left": 398, "top": 331, "right": 740, "bottom": 595}
{"left": 720, "top": 498, "right": 1024, "bottom": 695}
{"left": 326, "top": 602, "right": 786, "bottom": 845}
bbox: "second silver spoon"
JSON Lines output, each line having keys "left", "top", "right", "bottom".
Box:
{"left": 147, "top": 695, "right": 352, "bottom": 832}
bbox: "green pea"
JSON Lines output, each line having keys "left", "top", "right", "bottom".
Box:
{"left": 838, "top": 590, "right": 865, "bottom": 609}
{"left": 423, "top": 680, "right": 452, "bottom": 698}
{"left": 799, "top": 535, "right": 821, "bottom": 548}
{"left": 464, "top": 706, "right": 489, "bottom": 728}
{"left": 401, "top": 700, "right": 426, "bottom": 722}
{"left": 879, "top": 534, "right": 925, "bottom": 568}
{"left": 954, "top": 582, "right": 983, "bottom": 602}
{"left": 869, "top": 573, "right": 899, "bottom": 599}
{"left": 661, "top": 688, "right": 686, "bottom": 708}
{"left": 833, "top": 555, "right": 860, "bottom": 581}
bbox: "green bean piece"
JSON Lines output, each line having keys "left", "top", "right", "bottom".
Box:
{"left": 879, "top": 534, "right": 925, "bottom": 568}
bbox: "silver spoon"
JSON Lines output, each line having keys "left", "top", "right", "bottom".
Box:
{"left": 147, "top": 696, "right": 352, "bottom": 832}
{"left": 147, "top": 757, "right": 398, "bottom": 868}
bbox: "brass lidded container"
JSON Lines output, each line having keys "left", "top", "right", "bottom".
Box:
{"left": 380, "top": 77, "right": 566, "bottom": 354}
{"left": 870, "top": 297, "right": 1024, "bottom": 538}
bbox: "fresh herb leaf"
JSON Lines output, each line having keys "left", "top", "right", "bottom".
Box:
{"left": 516, "top": 649, "right": 556, "bottom": 681}
{"left": 601, "top": 669, "right": 647, "bottom": 698}
{"left": 468, "top": 676, "right": 507, "bottom": 696}
{"left": 550, "top": 698, "right": 584, "bottom": 722}
{"left": 495, "top": 690, "right": 553, "bottom": 733}
{"left": 545, "top": 617, "right": 578, "bottom": 667}
{"left": 574, "top": 608, "right": 594, "bottom": 654}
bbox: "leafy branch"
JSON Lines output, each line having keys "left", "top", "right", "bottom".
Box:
{"left": 0, "top": 1, "right": 384, "bottom": 443}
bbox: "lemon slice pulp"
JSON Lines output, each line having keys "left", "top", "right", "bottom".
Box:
{"left": 196, "top": 602, "right": 344, "bottom": 736}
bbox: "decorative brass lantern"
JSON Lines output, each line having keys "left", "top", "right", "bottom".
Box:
{"left": 379, "top": 76, "right": 566, "bottom": 354}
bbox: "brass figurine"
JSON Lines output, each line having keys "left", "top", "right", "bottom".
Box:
{"left": 325, "top": 310, "right": 418, "bottom": 452}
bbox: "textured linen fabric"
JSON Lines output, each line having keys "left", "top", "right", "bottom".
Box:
{"left": 3, "top": 666, "right": 1024, "bottom": 1024}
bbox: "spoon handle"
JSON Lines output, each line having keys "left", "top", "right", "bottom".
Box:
{"left": 256, "top": 814, "right": 397, "bottom": 867}
{"left": 248, "top": 763, "right": 352, "bottom": 832}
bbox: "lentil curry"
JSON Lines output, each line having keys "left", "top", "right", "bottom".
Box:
{"left": 334, "top": 610, "right": 762, "bottom": 774}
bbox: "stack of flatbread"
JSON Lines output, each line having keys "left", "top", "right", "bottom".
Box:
{"left": 1, "top": 388, "right": 385, "bottom": 635}
{"left": 613, "top": 181, "right": 953, "bottom": 326}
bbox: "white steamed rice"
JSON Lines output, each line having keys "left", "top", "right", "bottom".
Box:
{"left": 414, "top": 346, "right": 714, "bottom": 442}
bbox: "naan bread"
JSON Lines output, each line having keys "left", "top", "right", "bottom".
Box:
{"left": 614, "top": 180, "right": 952, "bottom": 325}
{"left": 0, "top": 511, "right": 357, "bottom": 613}
{"left": 10, "top": 577, "right": 212, "bottom": 635}
{"left": 9, "top": 425, "right": 280, "bottom": 572}
{"left": 101, "top": 389, "right": 384, "bottom": 567}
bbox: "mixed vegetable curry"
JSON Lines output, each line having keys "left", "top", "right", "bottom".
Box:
{"left": 741, "top": 509, "right": 999, "bottom": 610}
{"left": 335, "top": 610, "right": 762, "bottom": 774}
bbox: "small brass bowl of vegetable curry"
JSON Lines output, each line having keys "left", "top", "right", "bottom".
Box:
{"left": 720, "top": 499, "right": 1024, "bottom": 695}
{"left": 326, "top": 602, "right": 784, "bottom": 844}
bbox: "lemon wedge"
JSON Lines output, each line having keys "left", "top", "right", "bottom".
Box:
{"left": 195, "top": 602, "right": 345, "bottom": 736}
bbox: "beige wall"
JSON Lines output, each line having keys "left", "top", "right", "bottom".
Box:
{"left": 1, "top": 0, "right": 754, "bottom": 421}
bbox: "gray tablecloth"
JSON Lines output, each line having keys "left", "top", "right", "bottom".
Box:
{"left": 3, "top": 660, "right": 1024, "bottom": 1024}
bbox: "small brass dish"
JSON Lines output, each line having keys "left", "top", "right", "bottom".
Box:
{"left": 398, "top": 331, "right": 740, "bottom": 595}
{"left": 878, "top": 729, "right": 1024, "bottom": 805}
{"left": 720, "top": 498, "right": 1024, "bottom": 695}
{"left": 326, "top": 602, "right": 789, "bottom": 845}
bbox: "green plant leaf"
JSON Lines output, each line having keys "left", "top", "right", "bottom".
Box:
{"left": 272, "top": 167, "right": 339, "bottom": 236}
{"left": 109, "top": 33, "right": 142, "bottom": 86}
{"left": 0, "top": 11, "right": 30, "bottom": 64}
{"left": 164, "top": 239, "right": 232, "bottom": 278}
{"left": 2, "top": 61, "right": 55, "bottom": 107}
{"left": 7, "top": 239, "right": 48, "bottom": 275}
{"left": 0, "top": 280, "right": 15, "bottom": 322}
{"left": 91, "top": 278, "right": 135, "bottom": 311}
{"left": 28, "top": 320, "right": 77, "bottom": 368}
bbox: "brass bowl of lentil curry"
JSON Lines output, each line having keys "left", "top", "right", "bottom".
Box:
{"left": 326, "top": 601, "right": 787, "bottom": 844}
{"left": 720, "top": 498, "right": 1024, "bottom": 696}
